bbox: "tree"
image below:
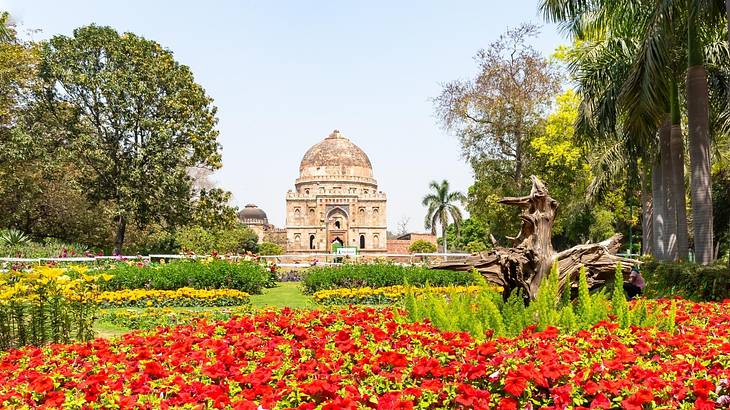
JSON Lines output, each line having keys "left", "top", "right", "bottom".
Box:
{"left": 408, "top": 240, "right": 437, "bottom": 254}
{"left": 39, "top": 25, "right": 221, "bottom": 255}
{"left": 422, "top": 180, "right": 465, "bottom": 253}
{"left": 540, "top": 0, "right": 716, "bottom": 262}
{"left": 434, "top": 23, "right": 561, "bottom": 190}
{"left": 258, "top": 242, "right": 284, "bottom": 256}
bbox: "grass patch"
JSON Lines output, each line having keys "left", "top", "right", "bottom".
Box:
{"left": 250, "top": 282, "right": 312, "bottom": 309}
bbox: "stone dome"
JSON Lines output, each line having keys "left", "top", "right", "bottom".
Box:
{"left": 299, "top": 130, "right": 373, "bottom": 178}
{"left": 238, "top": 204, "right": 267, "bottom": 223}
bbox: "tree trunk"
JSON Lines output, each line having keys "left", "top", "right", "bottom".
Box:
{"left": 442, "top": 224, "right": 448, "bottom": 254}
{"left": 433, "top": 176, "right": 638, "bottom": 300}
{"left": 651, "top": 158, "right": 666, "bottom": 260}
{"left": 640, "top": 166, "right": 653, "bottom": 255}
{"left": 687, "top": 2, "right": 714, "bottom": 264}
{"left": 670, "top": 80, "right": 690, "bottom": 260}
{"left": 113, "top": 215, "right": 127, "bottom": 256}
{"left": 660, "top": 115, "right": 677, "bottom": 260}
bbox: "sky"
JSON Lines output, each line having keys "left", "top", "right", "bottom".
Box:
{"left": 4, "top": 0, "right": 565, "bottom": 232}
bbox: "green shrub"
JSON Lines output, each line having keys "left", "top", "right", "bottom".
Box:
{"left": 408, "top": 240, "right": 437, "bottom": 253}
{"left": 465, "top": 240, "right": 488, "bottom": 253}
{"left": 258, "top": 242, "right": 284, "bottom": 256}
{"left": 301, "top": 264, "right": 475, "bottom": 294}
{"left": 99, "top": 260, "right": 269, "bottom": 294}
{"left": 641, "top": 259, "right": 730, "bottom": 301}
{"left": 176, "top": 226, "right": 258, "bottom": 254}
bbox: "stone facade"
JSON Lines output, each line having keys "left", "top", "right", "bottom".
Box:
{"left": 238, "top": 204, "right": 275, "bottom": 244}
{"left": 286, "top": 130, "right": 387, "bottom": 253}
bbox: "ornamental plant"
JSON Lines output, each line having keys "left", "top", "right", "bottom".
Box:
{"left": 0, "top": 266, "right": 103, "bottom": 349}
{"left": 96, "top": 287, "right": 250, "bottom": 308}
{"left": 99, "top": 259, "right": 269, "bottom": 294}
{"left": 302, "top": 264, "right": 475, "bottom": 294}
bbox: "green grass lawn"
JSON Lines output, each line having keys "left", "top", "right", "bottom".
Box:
{"left": 93, "top": 282, "right": 312, "bottom": 337}
{"left": 250, "top": 281, "right": 312, "bottom": 309}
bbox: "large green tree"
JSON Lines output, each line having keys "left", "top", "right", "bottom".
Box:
{"left": 39, "top": 25, "right": 221, "bottom": 254}
{"left": 422, "top": 180, "right": 465, "bottom": 253}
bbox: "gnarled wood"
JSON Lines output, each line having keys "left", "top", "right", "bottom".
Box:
{"left": 434, "top": 175, "right": 639, "bottom": 300}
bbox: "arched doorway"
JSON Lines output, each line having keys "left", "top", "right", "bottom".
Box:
{"left": 359, "top": 234, "right": 365, "bottom": 249}
{"left": 327, "top": 207, "right": 348, "bottom": 249}
{"left": 331, "top": 237, "right": 343, "bottom": 251}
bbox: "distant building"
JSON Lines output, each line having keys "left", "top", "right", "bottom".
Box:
{"left": 237, "top": 204, "right": 286, "bottom": 245}
{"left": 285, "top": 130, "right": 387, "bottom": 253}
{"left": 386, "top": 233, "right": 438, "bottom": 254}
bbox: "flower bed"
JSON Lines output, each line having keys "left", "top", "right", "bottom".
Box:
{"left": 96, "top": 287, "right": 250, "bottom": 308}
{"left": 98, "top": 306, "right": 251, "bottom": 330}
{"left": 313, "top": 285, "right": 494, "bottom": 305}
{"left": 1, "top": 300, "right": 728, "bottom": 408}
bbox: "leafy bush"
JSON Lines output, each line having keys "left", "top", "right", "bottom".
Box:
{"left": 465, "top": 240, "right": 488, "bottom": 253}
{"left": 302, "top": 264, "right": 475, "bottom": 294}
{"left": 176, "top": 226, "right": 258, "bottom": 254}
{"left": 408, "top": 240, "right": 437, "bottom": 253}
{"left": 100, "top": 260, "right": 269, "bottom": 294}
{"left": 258, "top": 242, "right": 284, "bottom": 256}
{"left": 641, "top": 259, "right": 730, "bottom": 301}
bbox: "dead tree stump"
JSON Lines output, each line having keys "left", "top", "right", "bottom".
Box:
{"left": 434, "top": 175, "right": 639, "bottom": 300}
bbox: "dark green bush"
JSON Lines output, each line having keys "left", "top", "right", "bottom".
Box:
{"left": 641, "top": 259, "right": 730, "bottom": 301}
{"left": 302, "top": 264, "right": 476, "bottom": 294}
{"left": 100, "top": 260, "right": 269, "bottom": 294}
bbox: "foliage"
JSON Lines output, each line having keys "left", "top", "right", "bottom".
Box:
{"left": 99, "top": 260, "right": 269, "bottom": 294}
{"left": 97, "top": 306, "right": 251, "bottom": 330}
{"left": 96, "top": 287, "right": 249, "bottom": 308}
{"left": 445, "top": 217, "right": 490, "bottom": 252}
{"left": 313, "top": 285, "right": 499, "bottom": 305}
{"left": 39, "top": 25, "right": 221, "bottom": 253}
{"left": 175, "top": 225, "right": 258, "bottom": 254}
{"left": 404, "top": 264, "right": 670, "bottom": 338}
{"left": 0, "top": 229, "right": 30, "bottom": 247}
{"left": 641, "top": 259, "right": 730, "bottom": 301}
{"left": 0, "top": 266, "right": 100, "bottom": 349}
{"left": 301, "top": 264, "right": 476, "bottom": 294}
{"left": 0, "top": 237, "right": 91, "bottom": 258}
{"left": 408, "top": 240, "right": 436, "bottom": 253}
{"left": 1, "top": 302, "right": 726, "bottom": 408}
{"left": 191, "top": 188, "right": 239, "bottom": 231}
{"left": 258, "top": 242, "right": 284, "bottom": 256}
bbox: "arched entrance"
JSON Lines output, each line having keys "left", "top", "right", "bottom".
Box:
{"left": 326, "top": 207, "right": 348, "bottom": 250}
{"left": 331, "top": 236, "right": 344, "bottom": 251}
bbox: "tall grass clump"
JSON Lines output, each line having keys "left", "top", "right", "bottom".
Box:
{"left": 402, "top": 263, "right": 673, "bottom": 339}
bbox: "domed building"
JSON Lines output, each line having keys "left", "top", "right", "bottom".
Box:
{"left": 286, "top": 130, "right": 387, "bottom": 253}
{"left": 237, "top": 204, "right": 273, "bottom": 243}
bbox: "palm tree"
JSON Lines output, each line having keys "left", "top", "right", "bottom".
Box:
{"left": 541, "top": 0, "right": 716, "bottom": 263}
{"left": 422, "top": 180, "right": 465, "bottom": 253}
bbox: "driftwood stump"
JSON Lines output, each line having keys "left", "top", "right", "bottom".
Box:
{"left": 434, "top": 175, "right": 639, "bottom": 300}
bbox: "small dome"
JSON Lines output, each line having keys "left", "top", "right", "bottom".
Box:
{"left": 238, "top": 204, "right": 267, "bottom": 223}
{"left": 299, "top": 130, "right": 372, "bottom": 177}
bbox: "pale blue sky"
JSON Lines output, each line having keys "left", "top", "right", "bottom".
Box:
{"left": 4, "top": 0, "right": 564, "bottom": 231}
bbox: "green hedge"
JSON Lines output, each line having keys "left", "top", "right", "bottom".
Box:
{"left": 641, "top": 260, "right": 730, "bottom": 301}
{"left": 301, "top": 264, "right": 476, "bottom": 294}
{"left": 99, "top": 260, "right": 270, "bottom": 295}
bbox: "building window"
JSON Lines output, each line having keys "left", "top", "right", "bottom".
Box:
{"left": 359, "top": 234, "right": 365, "bottom": 249}
{"left": 373, "top": 207, "right": 379, "bottom": 215}
{"left": 294, "top": 234, "right": 301, "bottom": 245}
{"left": 309, "top": 208, "right": 315, "bottom": 216}
{"left": 294, "top": 208, "right": 301, "bottom": 217}
{"left": 304, "top": 189, "right": 310, "bottom": 195}
{"left": 334, "top": 220, "right": 341, "bottom": 229}
{"left": 373, "top": 234, "right": 380, "bottom": 248}
{"left": 309, "top": 235, "right": 315, "bottom": 250}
